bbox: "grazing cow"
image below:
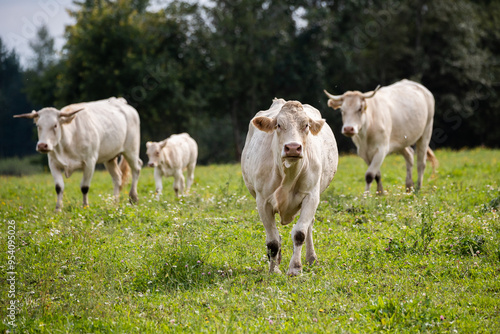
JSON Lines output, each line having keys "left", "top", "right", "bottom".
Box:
{"left": 241, "top": 99, "right": 338, "bottom": 276}
{"left": 324, "top": 79, "right": 438, "bottom": 193}
{"left": 14, "top": 97, "right": 142, "bottom": 211}
{"left": 145, "top": 133, "right": 198, "bottom": 198}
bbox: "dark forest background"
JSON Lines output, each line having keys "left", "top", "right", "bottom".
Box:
{"left": 1, "top": 0, "right": 499, "bottom": 165}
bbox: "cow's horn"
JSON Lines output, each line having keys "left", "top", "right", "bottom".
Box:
{"left": 60, "top": 108, "right": 85, "bottom": 118}
{"left": 13, "top": 111, "right": 38, "bottom": 119}
{"left": 362, "top": 85, "right": 381, "bottom": 99}
{"left": 323, "top": 89, "right": 343, "bottom": 101}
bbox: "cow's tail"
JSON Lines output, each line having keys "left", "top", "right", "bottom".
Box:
{"left": 119, "top": 156, "right": 131, "bottom": 190}
{"left": 426, "top": 148, "right": 439, "bottom": 173}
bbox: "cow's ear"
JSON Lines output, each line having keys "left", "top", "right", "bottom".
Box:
{"left": 59, "top": 115, "right": 76, "bottom": 124}
{"left": 252, "top": 116, "right": 277, "bottom": 133}
{"left": 327, "top": 99, "right": 343, "bottom": 110}
{"left": 309, "top": 118, "right": 325, "bottom": 135}
{"left": 159, "top": 140, "right": 168, "bottom": 149}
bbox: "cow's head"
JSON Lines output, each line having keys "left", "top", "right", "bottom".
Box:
{"left": 324, "top": 85, "right": 380, "bottom": 137}
{"left": 14, "top": 107, "right": 84, "bottom": 153}
{"left": 252, "top": 101, "right": 325, "bottom": 168}
{"left": 146, "top": 140, "right": 167, "bottom": 167}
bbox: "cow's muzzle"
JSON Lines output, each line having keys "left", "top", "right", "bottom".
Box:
{"left": 36, "top": 142, "right": 51, "bottom": 153}
{"left": 342, "top": 126, "right": 357, "bottom": 137}
{"left": 283, "top": 142, "right": 302, "bottom": 158}
{"left": 147, "top": 162, "right": 156, "bottom": 168}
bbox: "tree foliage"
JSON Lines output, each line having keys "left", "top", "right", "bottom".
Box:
{"left": 2, "top": 0, "right": 499, "bottom": 162}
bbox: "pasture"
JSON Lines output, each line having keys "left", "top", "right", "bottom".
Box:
{"left": 1, "top": 148, "right": 499, "bottom": 332}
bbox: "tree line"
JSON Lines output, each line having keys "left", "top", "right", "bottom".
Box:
{"left": 1, "top": 0, "right": 499, "bottom": 164}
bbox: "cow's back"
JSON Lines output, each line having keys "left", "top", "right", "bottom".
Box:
{"left": 61, "top": 97, "right": 139, "bottom": 162}
{"left": 162, "top": 133, "right": 198, "bottom": 170}
{"left": 371, "top": 80, "right": 434, "bottom": 152}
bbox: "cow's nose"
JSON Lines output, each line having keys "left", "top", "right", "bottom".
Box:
{"left": 37, "top": 142, "right": 49, "bottom": 151}
{"left": 284, "top": 142, "right": 302, "bottom": 157}
{"left": 148, "top": 162, "right": 155, "bottom": 167}
{"left": 342, "top": 126, "right": 355, "bottom": 136}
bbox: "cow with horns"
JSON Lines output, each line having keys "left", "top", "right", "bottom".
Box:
{"left": 324, "top": 79, "right": 437, "bottom": 193}
{"left": 14, "top": 97, "right": 142, "bottom": 211}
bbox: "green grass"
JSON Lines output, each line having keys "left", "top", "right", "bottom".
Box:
{"left": 1, "top": 148, "right": 499, "bottom": 332}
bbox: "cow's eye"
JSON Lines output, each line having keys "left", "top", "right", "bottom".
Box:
{"left": 155, "top": 152, "right": 160, "bottom": 156}
{"left": 304, "top": 124, "right": 309, "bottom": 130}
{"left": 276, "top": 124, "right": 281, "bottom": 129}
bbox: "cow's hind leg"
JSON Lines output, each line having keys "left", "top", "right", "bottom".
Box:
{"left": 305, "top": 219, "right": 317, "bottom": 265}
{"left": 415, "top": 139, "right": 428, "bottom": 190}
{"left": 257, "top": 196, "right": 281, "bottom": 274}
{"left": 81, "top": 161, "right": 96, "bottom": 208}
{"left": 401, "top": 146, "right": 414, "bottom": 192}
{"left": 104, "top": 157, "right": 122, "bottom": 201}
{"left": 185, "top": 162, "right": 196, "bottom": 193}
{"left": 173, "top": 169, "right": 185, "bottom": 197}
{"left": 123, "top": 153, "right": 142, "bottom": 203}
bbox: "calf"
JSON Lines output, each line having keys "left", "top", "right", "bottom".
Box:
{"left": 146, "top": 133, "right": 198, "bottom": 197}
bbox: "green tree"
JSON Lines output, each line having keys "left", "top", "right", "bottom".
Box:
{"left": 0, "top": 39, "right": 35, "bottom": 157}
{"left": 24, "top": 25, "right": 59, "bottom": 108}
{"left": 201, "top": 0, "right": 298, "bottom": 159}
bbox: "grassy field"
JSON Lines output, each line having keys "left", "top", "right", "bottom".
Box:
{"left": 1, "top": 148, "right": 499, "bottom": 333}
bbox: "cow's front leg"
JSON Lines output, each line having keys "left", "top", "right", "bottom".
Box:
{"left": 288, "top": 193, "right": 319, "bottom": 276}
{"left": 49, "top": 163, "right": 65, "bottom": 212}
{"left": 185, "top": 162, "right": 196, "bottom": 193}
{"left": 365, "top": 148, "right": 387, "bottom": 194}
{"left": 257, "top": 196, "right": 281, "bottom": 274}
{"left": 305, "top": 219, "right": 317, "bottom": 265}
{"left": 154, "top": 167, "right": 163, "bottom": 199}
{"left": 81, "top": 161, "right": 96, "bottom": 208}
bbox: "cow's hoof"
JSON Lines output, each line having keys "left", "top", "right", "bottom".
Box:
{"left": 287, "top": 266, "right": 302, "bottom": 277}
{"left": 129, "top": 194, "right": 139, "bottom": 204}
{"left": 269, "top": 267, "right": 282, "bottom": 275}
{"left": 306, "top": 255, "right": 318, "bottom": 266}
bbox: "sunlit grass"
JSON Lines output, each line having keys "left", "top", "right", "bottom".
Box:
{"left": 1, "top": 148, "right": 499, "bottom": 332}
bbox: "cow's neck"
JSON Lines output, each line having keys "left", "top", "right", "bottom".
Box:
{"left": 353, "top": 108, "right": 374, "bottom": 145}
{"left": 279, "top": 157, "right": 306, "bottom": 190}
{"left": 50, "top": 122, "right": 81, "bottom": 175}
{"left": 272, "top": 157, "right": 307, "bottom": 225}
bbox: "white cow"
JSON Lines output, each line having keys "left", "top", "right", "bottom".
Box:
{"left": 14, "top": 97, "right": 142, "bottom": 211}
{"left": 324, "top": 79, "right": 438, "bottom": 193}
{"left": 241, "top": 99, "right": 338, "bottom": 276}
{"left": 145, "top": 133, "right": 198, "bottom": 198}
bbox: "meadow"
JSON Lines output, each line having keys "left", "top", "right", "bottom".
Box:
{"left": 1, "top": 148, "right": 499, "bottom": 333}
